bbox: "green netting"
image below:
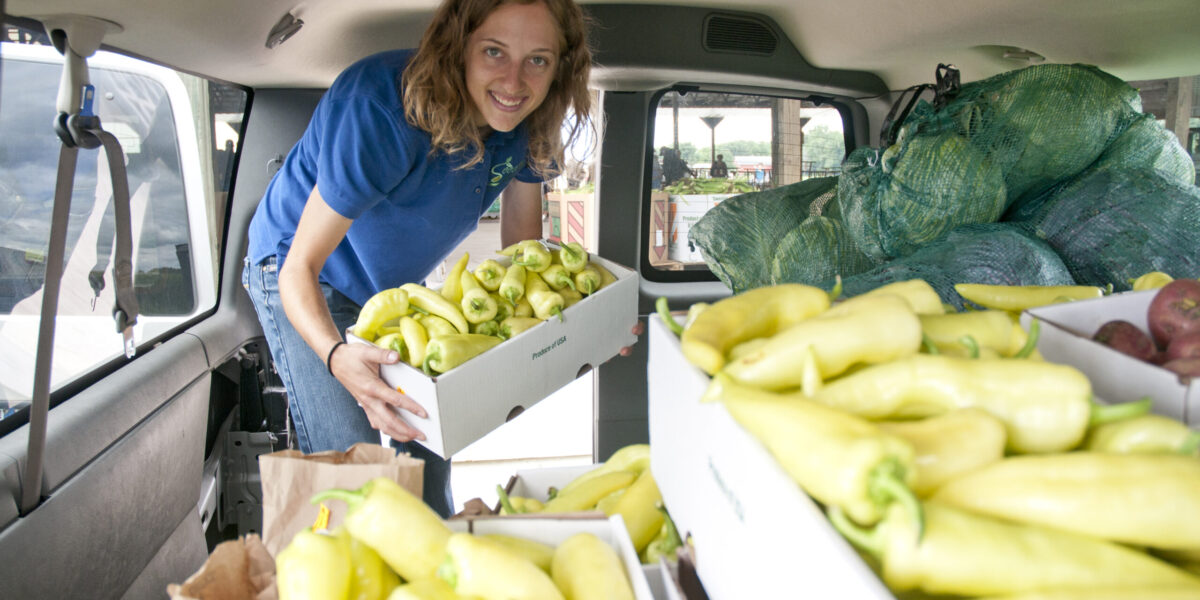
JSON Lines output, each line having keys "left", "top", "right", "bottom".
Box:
{"left": 840, "top": 223, "right": 1077, "bottom": 310}
{"left": 688, "top": 176, "right": 875, "bottom": 293}
{"left": 1014, "top": 167, "right": 1200, "bottom": 290}
{"left": 839, "top": 130, "right": 1007, "bottom": 262}
{"left": 838, "top": 63, "right": 1142, "bottom": 263}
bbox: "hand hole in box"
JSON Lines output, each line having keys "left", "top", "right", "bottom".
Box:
{"left": 576, "top": 363, "right": 593, "bottom": 378}
{"left": 506, "top": 405, "right": 525, "bottom": 422}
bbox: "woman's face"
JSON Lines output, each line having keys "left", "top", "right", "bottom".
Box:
{"left": 465, "top": 1, "right": 561, "bottom": 133}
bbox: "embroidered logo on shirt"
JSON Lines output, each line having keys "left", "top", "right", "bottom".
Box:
{"left": 489, "top": 156, "right": 524, "bottom": 187}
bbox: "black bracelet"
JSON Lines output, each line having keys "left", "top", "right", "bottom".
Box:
{"left": 326, "top": 341, "right": 347, "bottom": 376}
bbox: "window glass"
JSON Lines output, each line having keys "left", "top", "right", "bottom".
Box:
{"left": 647, "top": 90, "right": 845, "bottom": 270}
{"left": 0, "top": 27, "right": 247, "bottom": 420}
{"left": 1126, "top": 76, "right": 1200, "bottom": 186}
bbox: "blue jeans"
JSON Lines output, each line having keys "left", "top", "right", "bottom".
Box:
{"left": 242, "top": 256, "right": 454, "bottom": 517}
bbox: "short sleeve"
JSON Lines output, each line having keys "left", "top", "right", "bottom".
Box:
{"left": 514, "top": 158, "right": 553, "bottom": 184}
{"left": 315, "top": 95, "right": 414, "bottom": 220}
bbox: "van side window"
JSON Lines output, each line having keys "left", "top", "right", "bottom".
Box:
{"left": 0, "top": 33, "right": 247, "bottom": 422}
{"left": 646, "top": 90, "right": 846, "bottom": 271}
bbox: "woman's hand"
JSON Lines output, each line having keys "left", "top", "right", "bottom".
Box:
{"left": 330, "top": 342, "right": 429, "bottom": 442}
{"left": 618, "top": 320, "right": 646, "bottom": 357}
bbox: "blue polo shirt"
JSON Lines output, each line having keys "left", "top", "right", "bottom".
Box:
{"left": 247, "top": 49, "right": 543, "bottom": 306}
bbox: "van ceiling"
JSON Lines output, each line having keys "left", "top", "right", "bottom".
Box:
{"left": 7, "top": 0, "right": 1200, "bottom": 91}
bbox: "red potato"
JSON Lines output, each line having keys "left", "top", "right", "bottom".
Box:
{"left": 1092, "top": 319, "right": 1158, "bottom": 362}
{"left": 1147, "top": 279, "right": 1200, "bottom": 348}
{"left": 1164, "top": 330, "right": 1200, "bottom": 362}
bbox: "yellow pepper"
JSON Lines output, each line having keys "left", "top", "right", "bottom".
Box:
{"left": 590, "top": 262, "right": 619, "bottom": 289}
{"left": 605, "top": 468, "right": 665, "bottom": 553}
{"left": 401, "top": 283, "right": 470, "bottom": 334}
{"left": 416, "top": 313, "right": 458, "bottom": 339}
{"left": 539, "top": 470, "right": 637, "bottom": 513}
{"left": 398, "top": 316, "right": 428, "bottom": 368}
{"left": 310, "top": 477, "right": 452, "bottom": 582}
{"left": 387, "top": 578, "right": 477, "bottom": 600}
{"left": 919, "top": 310, "right": 1028, "bottom": 357}
{"left": 721, "top": 293, "right": 921, "bottom": 391}
{"left": 680, "top": 283, "right": 832, "bottom": 375}
{"left": 541, "top": 264, "right": 577, "bottom": 291}
{"left": 525, "top": 271, "right": 565, "bottom": 321}
{"left": 373, "top": 332, "right": 404, "bottom": 355}
{"left": 459, "top": 271, "right": 498, "bottom": 325}
{"left": 809, "top": 354, "right": 1104, "bottom": 454}
{"left": 972, "top": 587, "right": 1200, "bottom": 600}
{"left": 860, "top": 279, "right": 945, "bottom": 315}
{"left": 709, "top": 373, "right": 921, "bottom": 529}
{"left": 829, "top": 501, "right": 1200, "bottom": 597}
{"left": 513, "top": 296, "right": 534, "bottom": 318}
{"left": 1130, "top": 270, "right": 1174, "bottom": 291}
{"left": 480, "top": 533, "right": 556, "bottom": 573}
{"left": 489, "top": 293, "right": 512, "bottom": 322}
{"left": 422, "top": 333, "right": 502, "bottom": 375}
{"left": 558, "top": 286, "right": 583, "bottom": 308}
{"left": 931, "top": 453, "right": 1200, "bottom": 550}
{"left": 555, "top": 443, "right": 650, "bottom": 499}
{"left": 954, "top": 283, "right": 1104, "bottom": 311}
{"left": 574, "top": 266, "right": 602, "bottom": 295}
{"left": 556, "top": 241, "right": 589, "bottom": 273}
{"left": 499, "top": 263, "right": 527, "bottom": 306}
{"left": 353, "top": 288, "right": 410, "bottom": 340}
{"left": 551, "top": 533, "right": 635, "bottom": 600}
{"left": 499, "top": 316, "right": 542, "bottom": 340}
{"left": 440, "top": 252, "right": 470, "bottom": 304}
{"left": 1084, "top": 413, "right": 1200, "bottom": 455}
{"left": 276, "top": 528, "right": 351, "bottom": 600}
{"left": 333, "top": 527, "right": 400, "bottom": 600}
{"left": 472, "top": 259, "right": 506, "bottom": 292}
{"left": 469, "top": 319, "right": 500, "bottom": 337}
{"left": 438, "top": 533, "right": 564, "bottom": 600}
{"left": 509, "top": 240, "right": 552, "bottom": 273}
{"left": 876, "top": 408, "right": 1007, "bottom": 497}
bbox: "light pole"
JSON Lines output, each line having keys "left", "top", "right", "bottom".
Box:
{"left": 700, "top": 115, "right": 724, "bottom": 167}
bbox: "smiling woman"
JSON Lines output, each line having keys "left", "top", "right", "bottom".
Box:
{"left": 242, "top": 0, "right": 594, "bottom": 518}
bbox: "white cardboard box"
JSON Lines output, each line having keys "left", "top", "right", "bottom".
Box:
{"left": 505, "top": 465, "right": 670, "bottom": 600}
{"left": 1022, "top": 290, "right": 1199, "bottom": 424}
{"left": 347, "top": 252, "right": 638, "bottom": 458}
{"left": 647, "top": 315, "right": 894, "bottom": 600}
{"left": 448, "top": 514, "right": 656, "bottom": 600}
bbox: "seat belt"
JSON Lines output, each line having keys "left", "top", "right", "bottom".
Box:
{"left": 21, "top": 15, "right": 133, "bottom": 515}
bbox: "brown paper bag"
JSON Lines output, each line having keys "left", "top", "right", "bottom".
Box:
{"left": 259, "top": 442, "right": 423, "bottom": 557}
{"left": 167, "top": 534, "right": 277, "bottom": 600}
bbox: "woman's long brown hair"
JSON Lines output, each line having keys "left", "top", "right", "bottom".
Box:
{"left": 402, "top": 0, "right": 594, "bottom": 177}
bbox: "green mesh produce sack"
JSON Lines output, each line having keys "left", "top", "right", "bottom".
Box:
{"left": 840, "top": 223, "right": 1077, "bottom": 310}
{"left": 1015, "top": 167, "right": 1200, "bottom": 291}
{"left": 688, "top": 176, "right": 875, "bottom": 293}
{"left": 839, "top": 131, "right": 1007, "bottom": 262}
{"left": 839, "top": 63, "right": 1143, "bottom": 263}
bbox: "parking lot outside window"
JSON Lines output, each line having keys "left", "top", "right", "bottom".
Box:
{"left": 0, "top": 34, "right": 247, "bottom": 422}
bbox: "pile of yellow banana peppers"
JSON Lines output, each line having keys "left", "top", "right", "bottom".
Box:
{"left": 352, "top": 240, "right": 618, "bottom": 376}
{"left": 663, "top": 279, "right": 1200, "bottom": 599}
{"left": 276, "top": 473, "right": 641, "bottom": 600}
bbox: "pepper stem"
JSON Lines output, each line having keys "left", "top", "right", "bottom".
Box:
{"left": 1178, "top": 431, "right": 1200, "bottom": 456}
{"left": 959, "top": 335, "right": 980, "bottom": 359}
{"left": 436, "top": 555, "right": 458, "bottom": 589}
{"left": 827, "top": 275, "right": 843, "bottom": 302}
{"left": 1089, "top": 396, "right": 1153, "bottom": 426}
{"left": 496, "top": 484, "right": 520, "bottom": 515}
{"left": 1014, "top": 319, "right": 1040, "bottom": 358}
{"left": 827, "top": 507, "right": 885, "bottom": 559}
{"left": 656, "top": 297, "right": 685, "bottom": 336}
{"left": 869, "top": 459, "right": 924, "bottom": 541}
{"left": 921, "top": 333, "right": 940, "bottom": 355}
{"left": 309, "top": 487, "right": 365, "bottom": 511}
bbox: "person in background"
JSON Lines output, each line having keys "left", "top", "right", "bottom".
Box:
{"left": 242, "top": 0, "right": 594, "bottom": 517}
{"left": 650, "top": 147, "right": 663, "bottom": 190}
{"left": 661, "top": 146, "right": 695, "bottom": 185}
{"left": 710, "top": 153, "right": 729, "bottom": 178}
